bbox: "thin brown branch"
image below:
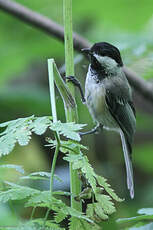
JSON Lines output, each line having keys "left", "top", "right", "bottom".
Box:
{"left": 0, "top": 0, "right": 153, "bottom": 105}
{"left": 0, "top": 0, "right": 90, "bottom": 51}
{"left": 123, "top": 66, "right": 153, "bottom": 103}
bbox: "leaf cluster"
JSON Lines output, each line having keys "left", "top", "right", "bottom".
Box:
{"left": 64, "top": 152, "right": 122, "bottom": 223}
{"left": 0, "top": 112, "right": 128, "bottom": 230}
{"left": 0, "top": 115, "right": 123, "bottom": 229}
{"left": 0, "top": 115, "right": 85, "bottom": 156}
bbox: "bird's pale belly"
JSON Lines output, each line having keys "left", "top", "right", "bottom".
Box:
{"left": 85, "top": 83, "right": 119, "bottom": 131}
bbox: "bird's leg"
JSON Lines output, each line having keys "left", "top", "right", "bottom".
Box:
{"left": 66, "top": 76, "right": 103, "bottom": 137}
{"left": 79, "top": 123, "right": 103, "bottom": 136}
{"left": 66, "top": 76, "right": 86, "bottom": 103}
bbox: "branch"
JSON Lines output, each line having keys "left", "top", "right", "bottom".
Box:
{"left": 0, "top": 0, "right": 90, "bottom": 51}
{"left": 123, "top": 66, "right": 153, "bottom": 103}
{"left": 0, "top": 0, "right": 153, "bottom": 105}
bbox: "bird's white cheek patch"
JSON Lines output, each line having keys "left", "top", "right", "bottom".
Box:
{"left": 94, "top": 54, "right": 117, "bottom": 68}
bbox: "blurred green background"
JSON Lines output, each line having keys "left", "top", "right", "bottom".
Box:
{"left": 0, "top": 0, "right": 153, "bottom": 228}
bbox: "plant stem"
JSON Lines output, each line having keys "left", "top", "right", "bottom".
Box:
{"left": 43, "top": 208, "right": 51, "bottom": 228}
{"left": 48, "top": 59, "right": 60, "bottom": 199}
{"left": 48, "top": 59, "right": 58, "bottom": 123}
{"left": 63, "top": 0, "right": 81, "bottom": 211}
{"left": 30, "top": 207, "right": 36, "bottom": 220}
{"left": 49, "top": 133, "right": 60, "bottom": 198}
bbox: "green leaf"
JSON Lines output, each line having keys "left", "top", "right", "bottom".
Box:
{"left": 63, "top": 153, "right": 83, "bottom": 162}
{"left": 0, "top": 115, "right": 86, "bottom": 156}
{"left": 33, "top": 219, "right": 64, "bottom": 229}
{"left": 64, "top": 205, "right": 93, "bottom": 223}
{"left": 96, "top": 194, "right": 116, "bottom": 215}
{"left": 86, "top": 194, "right": 116, "bottom": 222}
{"left": 50, "top": 121, "right": 85, "bottom": 141}
{"left": 117, "top": 215, "right": 153, "bottom": 225}
{"left": 21, "top": 172, "right": 63, "bottom": 183}
{"left": 0, "top": 184, "right": 39, "bottom": 203}
{"left": 46, "top": 138, "right": 88, "bottom": 154}
{"left": 94, "top": 203, "right": 109, "bottom": 220}
{"left": 128, "top": 222, "right": 153, "bottom": 230}
{"left": 15, "top": 128, "right": 32, "bottom": 146}
{"left": 0, "top": 116, "right": 34, "bottom": 130}
{"left": 79, "top": 157, "right": 97, "bottom": 193}
{"left": 96, "top": 175, "right": 123, "bottom": 202}
{"left": 28, "top": 171, "right": 51, "bottom": 178}
{"left": 31, "top": 117, "right": 51, "bottom": 135}
{"left": 64, "top": 153, "right": 122, "bottom": 205}
{"left": 0, "top": 164, "right": 24, "bottom": 174}
{"left": 0, "top": 116, "right": 34, "bottom": 156}
{"left": 26, "top": 193, "right": 92, "bottom": 223}
{"left": 69, "top": 217, "right": 100, "bottom": 230}
{"left": 0, "top": 135, "right": 16, "bottom": 155}
{"left": 25, "top": 191, "right": 51, "bottom": 208}
{"left": 55, "top": 211, "right": 67, "bottom": 223}
{"left": 20, "top": 176, "right": 49, "bottom": 181}
{"left": 64, "top": 153, "right": 97, "bottom": 193}
{"left": 138, "top": 209, "right": 153, "bottom": 216}
{"left": 87, "top": 203, "right": 108, "bottom": 221}
{"left": 51, "top": 59, "right": 75, "bottom": 110}
{"left": 20, "top": 171, "right": 50, "bottom": 181}
{"left": 64, "top": 152, "right": 122, "bottom": 222}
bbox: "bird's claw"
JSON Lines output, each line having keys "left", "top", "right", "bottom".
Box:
{"left": 66, "top": 76, "right": 81, "bottom": 87}
{"left": 66, "top": 76, "right": 86, "bottom": 103}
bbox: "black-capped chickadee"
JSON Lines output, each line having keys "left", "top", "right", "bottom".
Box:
{"left": 67, "top": 42, "right": 136, "bottom": 199}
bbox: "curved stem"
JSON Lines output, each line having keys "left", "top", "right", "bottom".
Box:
{"left": 50, "top": 132, "right": 60, "bottom": 198}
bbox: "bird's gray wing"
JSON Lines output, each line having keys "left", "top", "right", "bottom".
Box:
{"left": 105, "top": 78, "right": 136, "bottom": 154}
{"left": 105, "top": 78, "right": 136, "bottom": 198}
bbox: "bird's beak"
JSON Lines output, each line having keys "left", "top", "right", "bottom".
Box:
{"left": 81, "top": 48, "right": 92, "bottom": 55}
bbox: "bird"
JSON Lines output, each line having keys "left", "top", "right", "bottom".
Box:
{"left": 67, "top": 42, "right": 136, "bottom": 198}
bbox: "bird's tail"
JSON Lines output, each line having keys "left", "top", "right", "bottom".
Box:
{"left": 120, "top": 131, "right": 134, "bottom": 199}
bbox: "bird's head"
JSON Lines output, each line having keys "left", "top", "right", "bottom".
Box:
{"left": 82, "top": 42, "right": 123, "bottom": 71}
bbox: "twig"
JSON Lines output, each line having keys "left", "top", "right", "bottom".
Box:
{"left": 0, "top": 0, "right": 90, "bottom": 52}
{"left": 123, "top": 66, "right": 153, "bottom": 103}
{"left": 0, "top": 0, "right": 153, "bottom": 105}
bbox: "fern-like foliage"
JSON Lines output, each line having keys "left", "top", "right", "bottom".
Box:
{"left": 0, "top": 179, "right": 94, "bottom": 228}
{"left": 0, "top": 116, "right": 85, "bottom": 156}
{"left": 20, "top": 171, "right": 63, "bottom": 182}
{"left": 0, "top": 115, "right": 123, "bottom": 228}
{"left": 0, "top": 182, "right": 40, "bottom": 203}
{"left": 25, "top": 191, "right": 92, "bottom": 223}
{"left": 64, "top": 152, "right": 123, "bottom": 222}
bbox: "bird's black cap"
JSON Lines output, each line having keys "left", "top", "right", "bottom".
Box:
{"left": 82, "top": 42, "right": 123, "bottom": 67}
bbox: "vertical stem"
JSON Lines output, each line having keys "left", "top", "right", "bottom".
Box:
{"left": 63, "top": 0, "right": 74, "bottom": 79}
{"left": 48, "top": 59, "right": 60, "bottom": 199}
{"left": 63, "top": 0, "right": 81, "bottom": 211}
{"left": 48, "top": 59, "right": 57, "bottom": 123}
{"left": 49, "top": 133, "right": 60, "bottom": 198}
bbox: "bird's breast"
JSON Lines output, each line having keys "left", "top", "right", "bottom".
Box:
{"left": 85, "top": 72, "right": 119, "bottom": 131}
{"left": 85, "top": 76, "right": 106, "bottom": 120}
